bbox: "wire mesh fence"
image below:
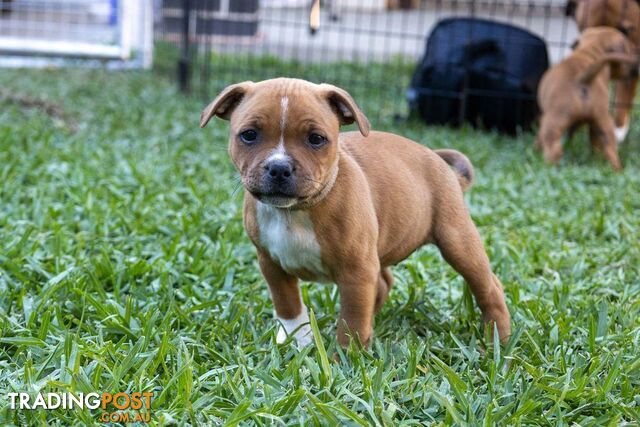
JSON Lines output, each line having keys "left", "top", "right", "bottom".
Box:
{"left": 155, "top": 0, "right": 632, "bottom": 128}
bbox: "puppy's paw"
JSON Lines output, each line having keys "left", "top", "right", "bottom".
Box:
{"left": 276, "top": 324, "right": 313, "bottom": 348}
{"left": 615, "top": 123, "right": 629, "bottom": 143}
{"left": 294, "top": 324, "right": 314, "bottom": 348}
{"left": 275, "top": 307, "right": 314, "bottom": 349}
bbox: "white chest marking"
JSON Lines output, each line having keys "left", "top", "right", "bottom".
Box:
{"left": 256, "top": 202, "right": 328, "bottom": 281}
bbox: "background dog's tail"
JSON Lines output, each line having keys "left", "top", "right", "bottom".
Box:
{"left": 578, "top": 54, "right": 638, "bottom": 84}
{"left": 435, "top": 149, "right": 474, "bottom": 191}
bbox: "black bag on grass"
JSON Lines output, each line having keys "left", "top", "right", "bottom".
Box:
{"left": 407, "top": 18, "right": 549, "bottom": 134}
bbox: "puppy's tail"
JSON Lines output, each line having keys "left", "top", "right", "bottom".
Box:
{"left": 435, "top": 149, "right": 474, "bottom": 192}
{"left": 578, "top": 53, "right": 638, "bottom": 84}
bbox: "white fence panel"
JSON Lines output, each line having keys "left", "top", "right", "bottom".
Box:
{"left": 0, "top": 0, "right": 152, "bottom": 67}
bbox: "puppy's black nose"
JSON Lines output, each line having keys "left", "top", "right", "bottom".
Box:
{"left": 265, "top": 160, "right": 293, "bottom": 180}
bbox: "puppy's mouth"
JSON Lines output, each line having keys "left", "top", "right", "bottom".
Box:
{"left": 249, "top": 190, "right": 299, "bottom": 208}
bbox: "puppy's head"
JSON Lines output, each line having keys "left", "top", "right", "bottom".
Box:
{"left": 577, "top": 27, "right": 634, "bottom": 53}
{"left": 579, "top": 27, "right": 639, "bottom": 78}
{"left": 200, "top": 78, "right": 370, "bottom": 208}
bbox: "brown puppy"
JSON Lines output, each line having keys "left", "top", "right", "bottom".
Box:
{"left": 568, "top": 0, "right": 640, "bottom": 140}
{"left": 537, "top": 27, "right": 637, "bottom": 170}
{"left": 200, "top": 78, "right": 510, "bottom": 348}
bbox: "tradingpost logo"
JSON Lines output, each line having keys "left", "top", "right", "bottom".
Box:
{"left": 7, "top": 391, "right": 154, "bottom": 423}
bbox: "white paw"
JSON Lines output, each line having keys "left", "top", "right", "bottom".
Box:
{"left": 292, "top": 324, "right": 314, "bottom": 348}
{"left": 276, "top": 324, "right": 289, "bottom": 344}
{"left": 615, "top": 123, "right": 629, "bottom": 143}
{"left": 275, "top": 306, "right": 314, "bottom": 349}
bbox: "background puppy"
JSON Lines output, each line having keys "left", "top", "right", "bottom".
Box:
{"left": 201, "top": 78, "right": 510, "bottom": 349}
{"left": 567, "top": 0, "right": 640, "bottom": 141}
{"left": 537, "top": 28, "right": 638, "bottom": 170}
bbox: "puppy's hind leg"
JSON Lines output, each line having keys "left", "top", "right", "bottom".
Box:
{"left": 434, "top": 212, "right": 511, "bottom": 342}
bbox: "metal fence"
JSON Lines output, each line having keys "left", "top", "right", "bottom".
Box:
{"left": 155, "top": 0, "right": 585, "bottom": 126}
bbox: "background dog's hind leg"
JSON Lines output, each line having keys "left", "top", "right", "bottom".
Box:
{"left": 538, "top": 114, "right": 569, "bottom": 165}
{"left": 588, "top": 119, "right": 605, "bottom": 153}
{"left": 593, "top": 115, "right": 623, "bottom": 170}
{"left": 613, "top": 77, "right": 637, "bottom": 142}
{"left": 434, "top": 215, "right": 511, "bottom": 342}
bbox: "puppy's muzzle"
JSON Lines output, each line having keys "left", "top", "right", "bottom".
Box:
{"left": 265, "top": 158, "right": 294, "bottom": 183}
{"left": 250, "top": 158, "right": 299, "bottom": 206}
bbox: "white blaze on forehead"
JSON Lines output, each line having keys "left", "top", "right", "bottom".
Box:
{"left": 278, "top": 96, "right": 289, "bottom": 150}
{"left": 280, "top": 96, "right": 289, "bottom": 133}
{"left": 266, "top": 151, "right": 290, "bottom": 162}
{"left": 266, "top": 96, "right": 291, "bottom": 163}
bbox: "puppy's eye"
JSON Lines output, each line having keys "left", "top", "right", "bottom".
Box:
{"left": 308, "top": 133, "right": 327, "bottom": 148}
{"left": 239, "top": 129, "right": 258, "bottom": 144}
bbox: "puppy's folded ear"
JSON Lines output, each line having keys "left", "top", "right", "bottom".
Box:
{"left": 200, "top": 81, "right": 253, "bottom": 128}
{"left": 320, "top": 84, "right": 371, "bottom": 137}
{"left": 617, "top": 25, "right": 631, "bottom": 37}
{"left": 617, "top": 20, "right": 635, "bottom": 39}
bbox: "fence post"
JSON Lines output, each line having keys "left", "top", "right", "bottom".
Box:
{"left": 178, "top": 0, "right": 192, "bottom": 92}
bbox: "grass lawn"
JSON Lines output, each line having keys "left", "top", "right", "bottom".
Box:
{"left": 0, "top": 67, "right": 639, "bottom": 426}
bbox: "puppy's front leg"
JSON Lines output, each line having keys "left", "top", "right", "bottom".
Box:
{"left": 335, "top": 266, "right": 378, "bottom": 348}
{"left": 257, "top": 250, "right": 313, "bottom": 348}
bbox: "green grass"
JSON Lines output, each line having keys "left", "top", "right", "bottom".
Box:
{"left": 0, "top": 66, "right": 639, "bottom": 426}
